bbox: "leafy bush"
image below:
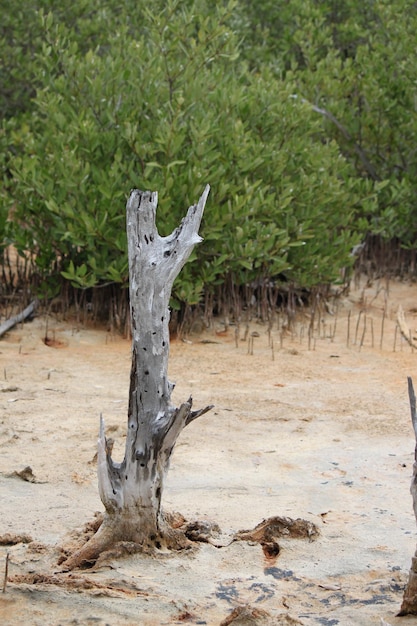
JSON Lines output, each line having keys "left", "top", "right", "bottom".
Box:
{"left": 9, "top": 0, "right": 411, "bottom": 320}
{"left": 237, "top": 0, "right": 417, "bottom": 263}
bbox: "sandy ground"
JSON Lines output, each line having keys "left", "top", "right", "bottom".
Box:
{"left": 1, "top": 278, "right": 417, "bottom": 625}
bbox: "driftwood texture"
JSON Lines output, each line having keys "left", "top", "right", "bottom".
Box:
{"left": 398, "top": 376, "right": 417, "bottom": 615}
{"left": 63, "top": 186, "right": 212, "bottom": 570}
{"left": 0, "top": 300, "right": 37, "bottom": 339}
{"left": 397, "top": 305, "right": 417, "bottom": 350}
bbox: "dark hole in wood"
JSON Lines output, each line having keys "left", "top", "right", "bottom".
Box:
{"left": 164, "top": 250, "right": 171, "bottom": 257}
{"left": 144, "top": 370, "right": 149, "bottom": 375}
{"left": 140, "top": 463, "right": 145, "bottom": 468}
{"left": 155, "top": 541, "right": 161, "bottom": 549}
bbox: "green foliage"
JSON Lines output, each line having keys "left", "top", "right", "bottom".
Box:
{"left": 238, "top": 0, "right": 417, "bottom": 251}
{"left": 5, "top": 0, "right": 415, "bottom": 315}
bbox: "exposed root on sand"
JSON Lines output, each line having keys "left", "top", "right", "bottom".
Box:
{"left": 8, "top": 572, "right": 152, "bottom": 598}
{"left": 219, "top": 605, "right": 303, "bottom": 626}
{"left": 58, "top": 513, "right": 318, "bottom": 571}
{"left": 234, "top": 516, "right": 319, "bottom": 561}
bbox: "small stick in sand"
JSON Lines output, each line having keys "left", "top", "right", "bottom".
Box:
{"left": 3, "top": 552, "right": 9, "bottom": 593}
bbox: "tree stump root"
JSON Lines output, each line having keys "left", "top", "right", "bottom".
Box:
{"left": 234, "top": 516, "right": 319, "bottom": 543}
{"left": 59, "top": 513, "right": 319, "bottom": 571}
{"left": 219, "top": 605, "right": 303, "bottom": 625}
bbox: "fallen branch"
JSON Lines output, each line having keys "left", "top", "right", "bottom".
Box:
{"left": 0, "top": 300, "right": 37, "bottom": 339}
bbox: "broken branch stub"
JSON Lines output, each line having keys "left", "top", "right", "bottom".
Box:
{"left": 397, "top": 306, "right": 417, "bottom": 350}
{"left": 63, "top": 185, "right": 212, "bottom": 570}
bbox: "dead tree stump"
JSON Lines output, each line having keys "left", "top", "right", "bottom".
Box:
{"left": 399, "top": 376, "right": 417, "bottom": 615}
{"left": 62, "top": 185, "right": 212, "bottom": 570}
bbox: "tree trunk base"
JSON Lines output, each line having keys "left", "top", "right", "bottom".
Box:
{"left": 398, "top": 554, "right": 417, "bottom": 615}
{"left": 59, "top": 513, "right": 319, "bottom": 571}
{"left": 60, "top": 509, "right": 195, "bottom": 571}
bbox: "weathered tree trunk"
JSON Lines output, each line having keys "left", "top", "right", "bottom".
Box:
{"left": 63, "top": 186, "right": 212, "bottom": 570}
{"left": 398, "top": 376, "right": 417, "bottom": 615}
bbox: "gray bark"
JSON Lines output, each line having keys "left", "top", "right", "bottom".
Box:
{"left": 307, "top": 100, "right": 380, "bottom": 181}
{"left": 399, "top": 376, "right": 417, "bottom": 615}
{"left": 63, "top": 185, "right": 212, "bottom": 569}
{"left": 0, "top": 300, "right": 37, "bottom": 339}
